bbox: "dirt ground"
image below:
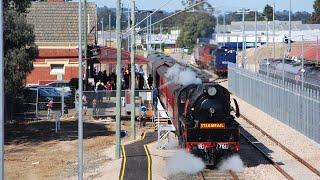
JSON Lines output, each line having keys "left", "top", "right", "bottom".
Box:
{"left": 4, "top": 118, "right": 148, "bottom": 180}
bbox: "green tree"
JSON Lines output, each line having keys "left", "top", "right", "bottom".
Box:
{"left": 310, "top": 0, "right": 320, "bottom": 23}
{"left": 263, "top": 4, "right": 273, "bottom": 21}
{"left": 176, "top": 13, "right": 215, "bottom": 48}
{"left": 4, "top": 1, "right": 37, "bottom": 119}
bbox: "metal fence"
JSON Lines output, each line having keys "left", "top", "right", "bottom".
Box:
{"left": 19, "top": 89, "right": 153, "bottom": 120}
{"left": 20, "top": 89, "right": 72, "bottom": 120}
{"left": 81, "top": 90, "right": 152, "bottom": 118}
{"left": 228, "top": 63, "right": 320, "bottom": 143}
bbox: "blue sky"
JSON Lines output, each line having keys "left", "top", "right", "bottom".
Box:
{"left": 88, "top": 0, "right": 314, "bottom": 12}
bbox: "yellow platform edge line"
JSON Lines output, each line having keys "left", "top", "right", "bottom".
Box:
{"left": 144, "top": 145, "right": 151, "bottom": 180}
{"left": 120, "top": 145, "right": 126, "bottom": 180}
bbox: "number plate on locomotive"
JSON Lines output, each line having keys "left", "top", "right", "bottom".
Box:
{"left": 200, "top": 123, "right": 225, "bottom": 129}
{"left": 216, "top": 143, "right": 229, "bottom": 150}
{"left": 197, "top": 144, "right": 205, "bottom": 149}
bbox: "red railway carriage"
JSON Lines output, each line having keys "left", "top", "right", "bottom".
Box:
{"left": 194, "top": 44, "right": 218, "bottom": 69}
{"left": 152, "top": 58, "right": 240, "bottom": 165}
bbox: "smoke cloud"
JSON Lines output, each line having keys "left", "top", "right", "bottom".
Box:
{"left": 165, "top": 64, "right": 202, "bottom": 86}
{"left": 217, "top": 154, "right": 244, "bottom": 173}
{"left": 166, "top": 150, "right": 205, "bottom": 175}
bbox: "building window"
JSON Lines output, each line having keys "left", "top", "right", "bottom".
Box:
{"left": 50, "top": 64, "right": 65, "bottom": 75}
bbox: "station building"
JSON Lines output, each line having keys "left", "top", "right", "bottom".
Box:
{"left": 25, "top": 0, "right": 97, "bottom": 85}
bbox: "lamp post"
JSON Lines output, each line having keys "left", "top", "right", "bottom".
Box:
{"left": 265, "top": 14, "right": 269, "bottom": 78}
{"left": 101, "top": 18, "right": 104, "bottom": 46}
{"left": 273, "top": 0, "right": 275, "bottom": 60}
{"left": 289, "top": 0, "right": 292, "bottom": 52}
{"left": 77, "top": 0, "right": 84, "bottom": 179}
{"left": 242, "top": 8, "right": 246, "bottom": 68}
{"left": 254, "top": 10, "right": 258, "bottom": 71}
{"left": 130, "top": 0, "right": 136, "bottom": 140}
{"left": 223, "top": 12, "right": 226, "bottom": 46}
{"left": 301, "top": 35, "right": 305, "bottom": 89}
{"left": 0, "top": 1, "right": 4, "bottom": 179}
{"left": 115, "top": 0, "right": 122, "bottom": 159}
{"left": 109, "top": 14, "right": 111, "bottom": 47}
{"left": 317, "top": 35, "right": 319, "bottom": 66}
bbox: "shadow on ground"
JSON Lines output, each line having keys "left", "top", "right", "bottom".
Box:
{"left": 5, "top": 120, "right": 114, "bottom": 145}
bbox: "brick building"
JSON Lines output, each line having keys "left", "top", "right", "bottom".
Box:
{"left": 26, "top": 0, "right": 97, "bottom": 85}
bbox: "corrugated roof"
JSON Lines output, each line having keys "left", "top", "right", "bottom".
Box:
{"left": 98, "top": 47, "right": 148, "bottom": 64}
{"left": 27, "top": 2, "right": 97, "bottom": 45}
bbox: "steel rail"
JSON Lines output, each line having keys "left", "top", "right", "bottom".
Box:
{"left": 240, "top": 114, "right": 320, "bottom": 177}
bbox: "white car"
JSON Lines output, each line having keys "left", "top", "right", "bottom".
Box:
{"left": 46, "top": 81, "right": 72, "bottom": 95}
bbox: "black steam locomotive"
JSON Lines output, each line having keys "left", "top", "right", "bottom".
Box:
{"left": 152, "top": 57, "right": 240, "bottom": 165}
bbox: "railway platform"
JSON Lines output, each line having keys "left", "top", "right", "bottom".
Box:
{"left": 120, "top": 132, "right": 157, "bottom": 180}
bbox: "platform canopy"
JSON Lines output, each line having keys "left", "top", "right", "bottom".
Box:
{"left": 98, "top": 47, "right": 148, "bottom": 65}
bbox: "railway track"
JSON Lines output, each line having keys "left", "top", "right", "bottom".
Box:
{"left": 239, "top": 114, "right": 320, "bottom": 179}
{"left": 199, "top": 169, "right": 239, "bottom": 180}
{"left": 240, "top": 132, "right": 294, "bottom": 180}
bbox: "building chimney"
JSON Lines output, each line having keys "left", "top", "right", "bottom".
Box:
{"left": 48, "top": 0, "right": 65, "bottom": 3}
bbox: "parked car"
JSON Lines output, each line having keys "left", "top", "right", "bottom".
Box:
{"left": 23, "top": 86, "right": 74, "bottom": 110}
{"left": 46, "top": 81, "right": 72, "bottom": 95}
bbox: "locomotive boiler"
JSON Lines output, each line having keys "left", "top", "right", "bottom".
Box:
{"left": 152, "top": 58, "right": 240, "bottom": 165}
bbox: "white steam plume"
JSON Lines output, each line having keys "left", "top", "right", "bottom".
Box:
{"left": 165, "top": 64, "right": 202, "bottom": 86}
{"left": 166, "top": 150, "right": 205, "bottom": 175}
{"left": 218, "top": 154, "right": 244, "bottom": 173}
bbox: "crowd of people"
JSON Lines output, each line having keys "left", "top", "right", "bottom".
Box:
{"left": 86, "top": 65, "right": 153, "bottom": 91}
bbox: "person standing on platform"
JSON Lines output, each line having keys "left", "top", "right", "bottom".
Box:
{"left": 104, "top": 81, "right": 112, "bottom": 100}
{"left": 47, "top": 99, "right": 53, "bottom": 120}
{"left": 95, "top": 80, "right": 105, "bottom": 103}
{"left": 82, "top": 95, "right": 88, "bottom": 116}
{"left": 147, "top": 74, "right": 153, "bottom": 89}
{"left": 152, "top": 87, "right": 158, "bottom": 111}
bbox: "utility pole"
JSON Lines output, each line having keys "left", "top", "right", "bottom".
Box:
{"left": 160, "top": 24, "right": 163, "bottom": 52}
{"left": 301, "top": 35, "right": 305, "bottom": 89}
{"left": 130, "top": 0, "right": 136, "bottom": 140}
{"left": 266, "top": 17, "right": 269, "bottom": 78}
{"left": 273, "top": 0, "right": 276, "bottom": 60}
{"left": 0, "top": 0, "right": 4, "bottom": 179}
{"left": 223, "top": 12, "right": 226, "bottom": 47}
{"left": 216, "top": 15, "right": 219, "bottom": 34}
{"left": 115, "top": 0, "right": 122, "bottom": 159}
{"left": 102, "top": 17, "right": 104, "bottom": 46}
{"left": 149, "top": 15, "right": 152, "bottom": 53}
{"left": 77, "top": 0, "right": 84, "bottom": 179}
{"left": 242, "top": 8, "right": 245, "bottom": 68}
{"left": 289, "top": 0, "right": 292, "bottom": 52}
{"left": 146, "top": 12, "right": 149, "bottom": 55}
{"left": 109, "top": 14, "right": 111, "bottom": 47}
{"left": 317, "top": 35, "right": 319, "bottom": 66}
{"left": 127, "top": 4, "right": 130, "bottom": 51}
{"left": 83, "top": 0, "right": 88, "bottom": 87}
{"left": 254, "top": 10, "right": 257, "bottom": 71}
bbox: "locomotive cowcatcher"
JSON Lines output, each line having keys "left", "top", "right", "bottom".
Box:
{"left": 152, "top": 57, "right": 240, "bottom": 165}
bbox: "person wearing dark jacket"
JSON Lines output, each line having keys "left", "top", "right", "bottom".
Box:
{"left": 147, "top": 74, "right": 153, "bottom": 89}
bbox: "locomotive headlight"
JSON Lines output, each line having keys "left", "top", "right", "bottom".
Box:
{"left": 208, "top": 87, "right": 217, "bottom": 96}
{"left": 209, "top": 108, "right": 215, "bottom": 114}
